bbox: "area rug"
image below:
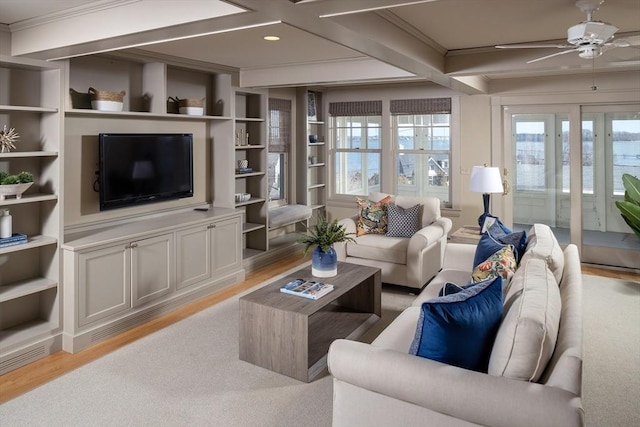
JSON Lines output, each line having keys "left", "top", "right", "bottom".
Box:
{"left": 0, "top": 273, "right": 637, "bottom": 426}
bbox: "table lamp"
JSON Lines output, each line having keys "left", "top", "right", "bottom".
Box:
{"left": 469, "top": 165, "right": 504, "bottom": 228}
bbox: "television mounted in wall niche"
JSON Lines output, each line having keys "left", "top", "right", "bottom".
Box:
{"left": 98, "top": 133, "right": 194, "bottom": 211}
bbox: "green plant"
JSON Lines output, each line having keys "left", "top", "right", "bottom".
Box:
{"left": 615, "top": 173, "right": 640, "bottom": 239}
{"left": 297, "top": 214, "right": 355, "bottom": 255}
{"left": 0, "top": 171, "right": 33, "bottom": 185}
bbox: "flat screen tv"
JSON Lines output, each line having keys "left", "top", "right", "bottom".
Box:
{"left": 98, "top": 133, "right": 194, "bottom": 211}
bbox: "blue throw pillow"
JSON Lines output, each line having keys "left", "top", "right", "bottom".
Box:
{"left": 409, "top": 276, "right": 503, "bottom": 372}
{"left": 487, "top": 222, "right": 527, "bottom": 264}
{"left": 472, "top": 232, "right": 505, "bottom": 268}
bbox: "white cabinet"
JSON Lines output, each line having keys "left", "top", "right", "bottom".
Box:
{"left": 77, "top": 243, "right": 130, "bottom": 326}
{"left": 62, "top": 209, "right": 244, "bottom": 353}
{"left": 131, "top": 234, "right": 174, "bottom": 308}
{"left": 0, "top": 56, "right": 63, "bottom": 374}
{"left": 176, "top": 215, "right": 241, "bottom": 290}
{"left": 76, "top": 233, "right": 174, "bottom": 326}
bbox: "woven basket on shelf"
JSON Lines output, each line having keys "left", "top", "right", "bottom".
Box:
{"left": 177, "top": 97, "right": 205, "bottom": 108}
{"left": 88, "top": 87, "right": 126, "bottom": 102}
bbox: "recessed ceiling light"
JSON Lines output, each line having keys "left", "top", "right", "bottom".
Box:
{"left": 263, "top": 35, "right": 280, "bottom": 41}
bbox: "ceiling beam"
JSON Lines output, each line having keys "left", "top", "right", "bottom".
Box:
{"left": 227, "top": 0, "right": 487, "bottom": 94}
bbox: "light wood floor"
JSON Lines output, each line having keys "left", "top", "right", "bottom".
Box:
{"left": 0, "top": 256, "right": 637, "bottom": 404}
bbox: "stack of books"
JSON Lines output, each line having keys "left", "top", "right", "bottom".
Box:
{"left": 0, "top": 233, "right": 28, "bottom": 248}
{"left": 280, "top": 279, "right": 334, "bottom": 300}
{"left": 237, "top": 167, "right": 253, "bottom": 174}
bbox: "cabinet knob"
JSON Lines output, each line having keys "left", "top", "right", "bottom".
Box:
{"left": 130, "top": 243, "right": 138, "bottom": 248}
{"left": 207, "top": 224, "right": 216, "bottom": 229}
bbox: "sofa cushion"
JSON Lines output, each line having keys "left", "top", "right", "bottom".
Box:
{"left": 347, "top": 234, "right": 408, "bottom": 264}
{"left": 356, "top": 196, "right": 391, "bottom": 236}
{"left": 488, "top": 258, "right": 561, "bottom": 382}
{"left": 472, "top": 232, "right": 505, "bottom": 269}
{"left": 471, "top": 245, "right": 517, "bottom": 291}
{"left": 409, "top": 276, "right": 503, "bottom": 372}
{"left": 519, "top": 223, "right": 565, "bottom": 283}
{"left": 386, "top": 203, "right": 421, "bottom": 238}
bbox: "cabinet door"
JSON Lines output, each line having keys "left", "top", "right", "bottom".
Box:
{"left": 212, "top": 216, "right": 242, "bottom": 276}
{"left": 176, "top": 224, "right": 212, "bottom": 290}
{"left": 78, "top": 244, "right": 130, "bottom": 327}
{"left": 131, "top": 234, "right": 175, "bottom": 308}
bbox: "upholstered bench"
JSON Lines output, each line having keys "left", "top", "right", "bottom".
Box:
{"left": 268, "top": 204, "right": 312, "bottom": 230}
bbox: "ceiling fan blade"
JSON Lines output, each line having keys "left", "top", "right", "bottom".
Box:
{"left": 496, "top": 43, "right": 572, "bottom": 49}
{"left": 526, "top": 49, "right": 577, "bottom": 64}
{"left": 609, "top": 35, "right": 640, "bottom": 48}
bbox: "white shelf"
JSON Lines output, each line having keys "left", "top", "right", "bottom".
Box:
{"left": 0, "top": 193, "right": 58, "bottom": 206}
{"left": 235, "top": 171, "right": 265, "bottom": 178}
{"left": 235, "top": 117, "right": 264, "bottom": 122}
{"left": 308, "top": 120, "right": 325, "bottom": 125}
{"left": 0, "top": 105, "right": 58, "bottom": 113}
{"left": 0, "top": 235, "right": 57, "bottom": 255}
{"left": 308, "top": 163, "right": 325, "bottom": 168}
{"left": 0, "top": 277, "right": 58, "bottom": 303}
{"left": 308, "top": 183, "right": 326, "bottom": 189}
{"left": 308, "top": 142, "right": 325, "bottom": 146}
{"left": 309, "top": 204, "right": 326, "bottom": 210}
{"left": 235, "top": 197, "right": 265, "bottom": 207}
{"left": 0, "top": 151, "right": 58, "bottom": 158}
{"left": 242, "top": 222, "right": 265, "bottom": 234}
{"left": 235, "top": 145, "right": 266, "bottom": 150}
{"left": 0, "top": 319, "right": 57, "bottom": 349}
{"left": 65, "top": 109, "right": 231, "bottom": 121}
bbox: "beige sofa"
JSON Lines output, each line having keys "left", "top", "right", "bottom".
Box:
{"left": 328, "top": 224, "right": 584, "bottom": 427}
{"left": 334, "top": 193, "right": 452, "bottom": 290}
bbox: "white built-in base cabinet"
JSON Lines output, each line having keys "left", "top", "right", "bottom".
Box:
{"left": 63, "top": 209, "right": 244, "bottom": 352}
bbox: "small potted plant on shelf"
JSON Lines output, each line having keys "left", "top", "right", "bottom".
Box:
{"left": 298, "top": 214, "right": 355, "bottom": 278}
{"left": 0, "top": 171, "right": 34, "bottom": 200}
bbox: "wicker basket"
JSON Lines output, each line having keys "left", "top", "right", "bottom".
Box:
{"left": 88, "top": 87, "right": 126, "bottom": 102}
{"left": 177, "top": 97, "right": 205, "bottom": 108}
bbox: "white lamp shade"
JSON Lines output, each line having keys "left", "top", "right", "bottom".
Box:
{"left": 469, "top": 166, "right": 503, "bottom": 194}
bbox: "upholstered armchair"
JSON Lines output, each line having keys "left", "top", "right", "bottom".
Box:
{"left": 334, "top": 193, "right": 452, "bottom": 290}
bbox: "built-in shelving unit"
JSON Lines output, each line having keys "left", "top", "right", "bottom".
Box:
{"left": 232, "top": 89, "right": 268, "bottom": 260}
{"left": 296, "top": 88, "right": 326, "bottom": 224}
{"left": 0, "top": 55, "right": 63, "bottom": 374}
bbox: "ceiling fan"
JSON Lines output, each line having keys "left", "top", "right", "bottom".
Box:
{"left": 496, "top": 0, "right": 636, "bottom": 64}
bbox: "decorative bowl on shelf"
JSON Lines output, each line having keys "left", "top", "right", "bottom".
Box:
{"left": 0, "top": 182, "right": 33, "bottom": 200}
{"left": 235, "top": 193, "right": 251, "bottom": 202}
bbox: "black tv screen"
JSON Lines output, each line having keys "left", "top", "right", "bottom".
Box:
{"left": 99, "top": 133, "right": 194, "bottom": 210}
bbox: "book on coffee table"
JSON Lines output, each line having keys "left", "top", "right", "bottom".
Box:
{"left": 280, "top": 279, "right": 334, "bottom": 300}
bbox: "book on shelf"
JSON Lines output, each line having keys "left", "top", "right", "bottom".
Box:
{"left": 0, "top": 233, "right": 28, "bottom": 248}
{"left": 237, "top": 167, "right": 253, "bottom": 174}
{"left": 280, "top": 279, "right": 334, "bottom": 300}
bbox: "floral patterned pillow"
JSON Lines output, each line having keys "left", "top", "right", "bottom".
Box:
{"left": 471, "top": 245, "right": 517, "bottom": 290}
{"left": 356, "top": 196, "right": 392, "bottom": 236}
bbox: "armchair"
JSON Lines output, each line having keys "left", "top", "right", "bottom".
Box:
{"left": 334, "top": 193, "right": 451, "bottom": 290}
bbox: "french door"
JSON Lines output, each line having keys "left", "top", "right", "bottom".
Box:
{"left": 503, "top": 105, "right": 640, "bottom": 268}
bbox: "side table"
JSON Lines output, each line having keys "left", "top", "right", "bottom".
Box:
{"left": 449, "top": 225, "right": 482, "bottom": 244}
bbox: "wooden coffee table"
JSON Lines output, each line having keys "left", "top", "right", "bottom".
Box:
{"left": 239, "top": 262, "right": 381, "bottom": 382}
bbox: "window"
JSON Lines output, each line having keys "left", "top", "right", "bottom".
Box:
{"left": 392, "top": 98, "right": 452, "bottom": 204}
{"left": 268, "top": 98, "right": 291, "bottom": 207}
{"left": 330, "top": 101, "right": 382, "bottom": 196}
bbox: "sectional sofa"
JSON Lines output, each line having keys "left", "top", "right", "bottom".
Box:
{"left": 328, "top": 223, "right": 584, "bottom": 427}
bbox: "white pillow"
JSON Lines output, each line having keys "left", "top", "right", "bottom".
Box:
{"left": 520, "top": 223, "right": 564, "bottom": 283}
{"left": 488, "top": 258, "right": 561, "bottom": 382}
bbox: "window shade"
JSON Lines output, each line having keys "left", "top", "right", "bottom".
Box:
{"left": 329, "top": 100, "right": 382, "bottom": 116}
{"left": 268, "top": 98, "right": 291, "bottom": 152}
{"left": 390, "top": 98, "right": 451, "bottom": 115}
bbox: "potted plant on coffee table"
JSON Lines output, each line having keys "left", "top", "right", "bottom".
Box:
{"left": 298, "top": 214, "right": 355, "bottom": 278}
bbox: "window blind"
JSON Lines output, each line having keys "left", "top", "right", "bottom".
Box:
{"left": 329, "top": 100, "right": 382, "bottom": 116}
{"left": 268, "top": 98, "right": 291, "bottom": 152}
{"left": 390, "top": 98, "right": 451, "bottom": 115}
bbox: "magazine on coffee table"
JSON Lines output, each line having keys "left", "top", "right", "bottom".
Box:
{"left": 280, "top": 279, "right": 334, "bottom": 300}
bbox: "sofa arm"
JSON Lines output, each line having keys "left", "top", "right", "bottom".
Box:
{"left": 328, "top": 339, "right": 583, "bottom": 427}
{"left": 335, "top": 216, "right": 357, "bottom": 260}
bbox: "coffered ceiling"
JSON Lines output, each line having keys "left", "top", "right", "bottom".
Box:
{"left": 1, "top": 0, "right": 639, "bottom": 93}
